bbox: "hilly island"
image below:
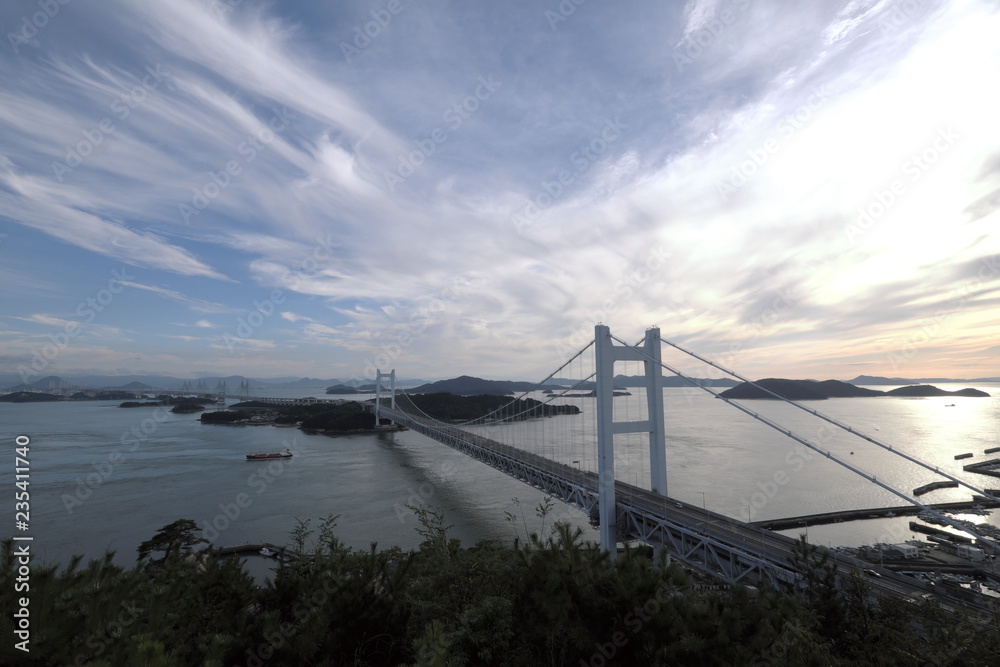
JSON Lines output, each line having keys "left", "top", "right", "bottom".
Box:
{"left": 719, "top": 378, "right": 991, "bottom": 400}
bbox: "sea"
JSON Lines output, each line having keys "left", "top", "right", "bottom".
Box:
{"left": 3, "top": 383, "right": 999, "bottom": 577}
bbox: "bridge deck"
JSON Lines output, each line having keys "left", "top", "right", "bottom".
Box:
{"left": 372, "top": 403, "right": 968, "bottom": 606}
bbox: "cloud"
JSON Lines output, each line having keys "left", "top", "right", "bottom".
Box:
{"left": 0, "top": 0, "right": 998, "bottom": 381}
{"left": 117, "top": 281, "right": 239, "bottom": 314}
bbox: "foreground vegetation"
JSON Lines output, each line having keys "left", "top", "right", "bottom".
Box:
{"left": 2, "top": 509, "right": 999, "bottom": 666}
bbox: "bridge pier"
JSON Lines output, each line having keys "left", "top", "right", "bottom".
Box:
{"left": 595, "top": 325, "right": 668, "bottom": 558}
{"left": 375, "top": 369, "right": 397, "bottom": 425}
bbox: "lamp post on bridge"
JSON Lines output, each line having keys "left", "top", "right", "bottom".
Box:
{"left": 699, "top": 491, "right": 707, "bottom": 530}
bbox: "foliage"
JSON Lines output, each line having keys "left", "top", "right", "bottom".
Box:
{"left": 199, "top": 409, "right": 254, "bottom": 423}
{"left": 3, "top": 520, "right": 1000, "bottom": 665}
{"left": 136, "top": 518, "right": 208, "bottom": 564}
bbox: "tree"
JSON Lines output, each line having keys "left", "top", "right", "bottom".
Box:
{"left": 137, "top": 519, "right": 208, "bottom": 564}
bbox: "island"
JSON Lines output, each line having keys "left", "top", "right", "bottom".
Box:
{"left": 324, "top": 384, "right": 362, "bottom": 394}
{"left": 719, "top": 379, "right": 990, "bottom": 400}
{"left": 0, "top": 391, "right": 64, "bottom": 403}
{"left": 406, "top": 375, "right": 565, "bottom": 396}
{"left": 170, "top": 400, "right": 207, "bottom": 414}
{"left": 200, "top": 400, "right": 392, "bottom": 435}
{"left": 402, "top": 393, "right": 581, "bottom": 421}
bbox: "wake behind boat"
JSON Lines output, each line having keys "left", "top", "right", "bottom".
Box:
{"left": 246, "top": 448, "right": 292, "bottom": 461}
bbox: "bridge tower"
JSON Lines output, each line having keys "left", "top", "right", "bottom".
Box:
{"left": 374, "top": 369, "right": 397, "bottom": 425}
{"left": 594, "top": 325, "right": 667, "bottom": 557}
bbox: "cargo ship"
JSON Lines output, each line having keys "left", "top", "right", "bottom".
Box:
{"left": 246, "top": 448, "right": 292, "bottom": 461}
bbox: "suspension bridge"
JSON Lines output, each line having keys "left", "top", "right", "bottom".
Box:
{"left": 367, "top": 325, "right": 1000, "bottom": 603}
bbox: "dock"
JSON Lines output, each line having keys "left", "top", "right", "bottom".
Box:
{"left": 963, "top": 459, "right": 1000, "bottom": 478}
{"left": 754, "top": 499, "right": 1000, "bottom": 531}
{"left": 909, "top": 522, "right": 973, "bottom": 543}
{"left": 913, "top": 481, "right": 959, "bottom": 496}
{"left": 986, "top": 447, "right": 1000, "bottom": 454}
{"left": 214, "top": 543, "right": 295, "bottom": 560}
{"left": 954, "top": 453, "right": 973, "bottom": 460}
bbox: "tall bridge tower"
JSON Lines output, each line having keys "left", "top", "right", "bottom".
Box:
{"left": 594, "top": 325, "right": 667, "bottom": 557}
{"left": 374, "top": 369, "right": 397, "bottom": 425}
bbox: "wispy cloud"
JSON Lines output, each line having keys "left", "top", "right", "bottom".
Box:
{"left": 0, "top": 0, "right": 998, "bottom": 381}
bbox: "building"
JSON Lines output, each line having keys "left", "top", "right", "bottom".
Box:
{"left": 891, "top": 543, "right": 919, "bottom": 559}
{"left": 956, "top": 544, "right": 984, "bottom": 562}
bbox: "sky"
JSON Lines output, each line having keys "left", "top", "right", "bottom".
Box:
{"left": 1, "top": 0, "right": 999, "bottom": 385}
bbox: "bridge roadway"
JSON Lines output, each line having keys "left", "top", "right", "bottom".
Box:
{"left": 372, "top": 405, "right": 972, "bottom": 607}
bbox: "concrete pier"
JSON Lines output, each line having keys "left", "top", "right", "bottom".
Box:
{"left": 754, "top": 499, "right": 1000, "bottom": 531}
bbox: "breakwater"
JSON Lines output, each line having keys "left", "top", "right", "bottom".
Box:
{"left": 754, "top": 499, "right": 1000, "bottom": 531}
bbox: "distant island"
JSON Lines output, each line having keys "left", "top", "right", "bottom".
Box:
{"left": 401, "top": 393, "right": 581, "bottom": 421}
{"left": 325, "top": 384, "right": 363, "bottom": 394}
{"left": 201, "top": 400, "right": 389, "bottom": 436}
{"left": 403, "top": 376, "right": 564, "bottom": 396}
{"left": 359, "top": 374, "right": 739, "bottom": 398}
{"left": 720, "top": 379, "right": 991, "bottom": 400}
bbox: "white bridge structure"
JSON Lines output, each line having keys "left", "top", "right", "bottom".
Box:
{"left": 368, "top": 326, "right": 999, "bottom": 601}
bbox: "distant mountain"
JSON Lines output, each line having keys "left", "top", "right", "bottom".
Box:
{"left": 849, "top": 374, "right": 1000, "bottom": 385}
{"left": 721, "top": 379, "right": 989, "bottom": 400}
{"left": 325, "top": 384, "right": 361, "bottom": 394}
{"left": 721, "top": 379, "right": 829, "bottom": 400}
{"left": 810, "top": 380, "right": 885, "bottom": 398}
{"left": 884, "top": 385, "right": 990, "bottom": 398}
{"left": 102, "top": 381, "right": 154, "bottom": 391}
{"left": 408, "top": 376, "right": 562, "bottom": 396}
{"left": 266, "top": 377, "right": 341, "bottom": 388}
{"left": 630, "top": 374, "right": 738, "bottom": 388}
{"left": 847, "top": 375, "right": 917, "bottom": 386}
{"left": 5, "top": 375, "right": 73, "bottom": 392}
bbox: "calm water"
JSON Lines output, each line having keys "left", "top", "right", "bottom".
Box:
{"left": 2, "top": 384, "right": 999, "bottom": 567}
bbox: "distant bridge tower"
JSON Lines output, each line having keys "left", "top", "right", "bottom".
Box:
{"left": 594, "top": 325, "right": 667, "bottom": 558}
{"left": 374, "top": 369, "right": 397, "bottom": 425}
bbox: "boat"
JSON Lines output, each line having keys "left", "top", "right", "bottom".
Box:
{"left": 246, "top": 448, "right": 292, "bottom": 461}
{"left": 945, "top": 403, "right": 956, "bottom": 407}
{"left": 260, "top": 547, "right": 275, "bottom": 557}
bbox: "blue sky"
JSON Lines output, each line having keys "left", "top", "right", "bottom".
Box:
{"left": 1, "top": 0, "right": 998, "bottom": 383}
